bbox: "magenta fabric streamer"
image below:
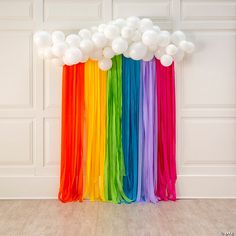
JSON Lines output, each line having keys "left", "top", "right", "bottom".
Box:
{"left": 137, "top": 58, "right": 158, "bottom": 203}
{"left": 155, "top": 59, "right": 176, "bottom": 201}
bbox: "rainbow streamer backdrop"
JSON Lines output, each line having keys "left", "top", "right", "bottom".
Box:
{"left": 58, "top": 56, "right": 176, "bottom": 203}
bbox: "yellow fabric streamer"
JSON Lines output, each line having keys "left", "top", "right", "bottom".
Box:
{"left": 84, "top": 60, "right": 106, "bottom": 201}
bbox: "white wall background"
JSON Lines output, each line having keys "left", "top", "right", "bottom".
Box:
{"left": 0, "top": 0, "right": 236, "bottom": 199}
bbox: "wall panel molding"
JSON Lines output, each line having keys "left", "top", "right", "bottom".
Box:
{"left": 44, "top": 0, "right": 103, "bottom": 22}
{"left": 181, "top": 31, "right": 236, "bottom": 109}
{"left": 181, "top": 117, "right": 236, "bottom": 166}
{"left": 181, "top": 0, "right": 236, "bottom": 22}
{"left": 43, "top": 61, "right": 62, "bottom": 110}
{"left": 43, "top": 118, "right": 61, "bottom": 167}
{"left": 0, "top": 118, "right": 35, "bottom": 166}
{"left": 0, "top": 31, "right": 34, "bottom": 109}
{"left": 0, "top": 0, "right": 34, "bottom": 21}
{"left": 113, "top": 0, "right": 172, "bottom": 20}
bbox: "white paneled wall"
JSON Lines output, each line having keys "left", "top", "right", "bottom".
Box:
{"left": 0, "top": 0, "right": 235, "bottom": 198}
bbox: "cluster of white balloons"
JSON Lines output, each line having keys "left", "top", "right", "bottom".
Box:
{"left": 34, "top": 17, "right": 195, "bottom": 70}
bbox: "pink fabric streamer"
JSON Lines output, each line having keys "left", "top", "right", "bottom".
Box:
{"left": 155, "top": 59, "right": 176, "bottom": 201}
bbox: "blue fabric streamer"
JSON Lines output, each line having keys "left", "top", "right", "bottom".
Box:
{"left": 121, "top": 56, "right": 140, "bottom": 201}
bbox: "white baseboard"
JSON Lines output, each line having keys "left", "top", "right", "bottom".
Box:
{"left": 0, "top": 175, "right": 236, "bottom": 199}
{"left": 176, "top": 175, "right": 236, "bottom": 198}
{"left": 0, "top": 176, "right": 59, "bottom": 199}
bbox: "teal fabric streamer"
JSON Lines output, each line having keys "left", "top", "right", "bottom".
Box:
{"left": 122, "top": 56, "right": 140, "bottom": 201}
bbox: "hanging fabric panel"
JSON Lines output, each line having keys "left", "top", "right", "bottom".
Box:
{"left": 155, "top": 59, "right": 176, "bottom": 201}
{"left": 84, "top": 60, "right": 107, "bottom": 201}
{"left": 137, "top": 58, "right": 158, "bottom": 203}
{"left": 104, "top": 55, "right": 131, "bottom": 203}
{"left": 59, "top": 63, "right": 85, "bottom": 202}
{"left": 121, "top": 56, "right": 140, "bottom": 201}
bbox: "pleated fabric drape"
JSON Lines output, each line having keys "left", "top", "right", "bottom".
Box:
{"left": 59, "top": 57, "right": 176, "bottom": 203}
{"left": 59, "top": 63, "right": 85, "bottom": 202}
{"left": 84, "top": 60, "right": 107, "bottom": 201}
{"left": 137, "top": 58, "right": 158, "bottom": 203}
{"left": 122, "top": 56, "right": 140, "bottom": 201}
{"left": 105, "top": 55, "right": 130, "bottom": 203}
{"left": 156, "top": 59, "right": 176, "bottom": 201}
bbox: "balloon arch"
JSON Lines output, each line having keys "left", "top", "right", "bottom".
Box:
{"left": 34, "top": 17, "right": 194, "bottom": 69}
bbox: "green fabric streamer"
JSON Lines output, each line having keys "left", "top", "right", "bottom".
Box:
{"left": 104, "top": 55, "right": 131, "bottom": 203}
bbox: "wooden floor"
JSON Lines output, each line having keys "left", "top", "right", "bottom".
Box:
{"left": 0, "top": 199, "right": 235, "bottom": 236}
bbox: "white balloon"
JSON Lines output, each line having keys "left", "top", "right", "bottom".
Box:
{"left": 132, "top": 31, "right": 141, "bottom": 42}
{"left": 38, "top": 48, "right": 45, "bottom": 59}
{"left": 157, "top": 31, "right": 170, "bottom": 47}
{"left": 51, "top": 58, "right": 64, "bottom": 66}
{"left": 143, "top": 50, "right": 154, "bottom": 61}
{"left": 66, "top": 34, "right": 81, "bottom": 47}
{"left": 98, "top": 24, "right": 107, "bottom": 33}
{"left": 107, "top": 39, "right": 113, "bottom": 47}
{"left": 179, "top": 40, "right": 195, "bottom": 53}
{"left": 98, "top": 58, "right": 112, "bottom": 71}
{"left": 186, "top": 42, "right": 195, "bottom": 53}
{"left": 153, "top": 25, "right": 161, "bottom": 33}
{"left": 154, "top": 48, "right": 165, "bottom": 59}
{"left": 109, "top": 20, "right": 116, "bottom": 25}
{"left": 121, "top": 26, "right": 135, "bottom": 39}
{"left": 34, "top": 31, "right": 51, "bottom": 48}
{"left": 185, "top": 42, "right": 195, "bottom": 53}
{"left": 123, "top": 49, "right": 130, "bottom": 58}
{"left": 129, "top": 42, "right": 147, "bottom": 60}
{"left": 104, "top": 24, "right": 120, "bottom": 40}
{"left": 43, "top": 47, "right": 54, "bottom": 59}
{"left": 114, "top": 18, "right": 126, "bottom": 28}
{"left": 171, "top": 31, "right": 186, "bottom": 45}
{"left": 92, "top": 32, "right": 107, "bottom": 48}
{"left": 80, "top": 53, "right": 89, "bottom": 63}
{"left": 90, "top": 26, "right": 98, "bottom": 33}
{"left": 148, "top": 44, "right": 158, "bottom": 52}
{"left": 63, "top": 47, "right": 83, "bottom": 65}
{"left": 142, "top": 30, "right": 158, "bottom": 46}
{"left": 179, "top": 40, "right": 188, "bottom": 51}
{"left": 52, "top": 31, "right": 65, "bottom": 44}
{"left": 90, "top": 49, "right": 103, "bottom": 61}
{"left": 63, "top": 57, "right": 73, "bottom": 66}
{"left": 112, "top": 37, "right": 128, "bottom": 54}
{"left": 160, "top": 54, "right": 173, "bottom": 67}
{"left": 126, "top": 16, "right": 140, "bottom": 28}
{"left": 139, "top": 18, "right": 153, "bottom": 33}
{"left": 78, "top": 29, "right": 91, "bottom": 39}
{"left": 52, "top": 42, "right": 68, "bottom": 57}
{"left": 80, "top": 39, "right": 94, "bottom": 54}
{"left": 173, "top": 48, "right": 185, "bottom": 62}
{"left": 103, "top": 47, "right": 115, "bottom": 59}
{"left": 166, "top": 44, "right": 178, "bottom": 56}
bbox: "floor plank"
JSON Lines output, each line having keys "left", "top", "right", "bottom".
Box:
{"left": 0, "top": 200, "right": 235, "bottom": 236}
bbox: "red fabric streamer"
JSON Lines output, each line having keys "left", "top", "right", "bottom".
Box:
{"left": 58, "top": 63, "right": 85, "bottom": 202}
{"left": 155, "top": 59, "right": 176, "bottom": 201}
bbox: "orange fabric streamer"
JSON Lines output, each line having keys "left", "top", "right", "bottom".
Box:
{"left": 58, "top": 63, "right": 85, "bottom": 202}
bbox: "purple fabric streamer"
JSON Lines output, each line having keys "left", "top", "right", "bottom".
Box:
{"left": 137, "top": 58, "right": 158, "bottom": 203}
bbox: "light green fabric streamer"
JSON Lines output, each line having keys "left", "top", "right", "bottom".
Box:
{"left": 104, "top": 55, "right": 131, "bottom": 203}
